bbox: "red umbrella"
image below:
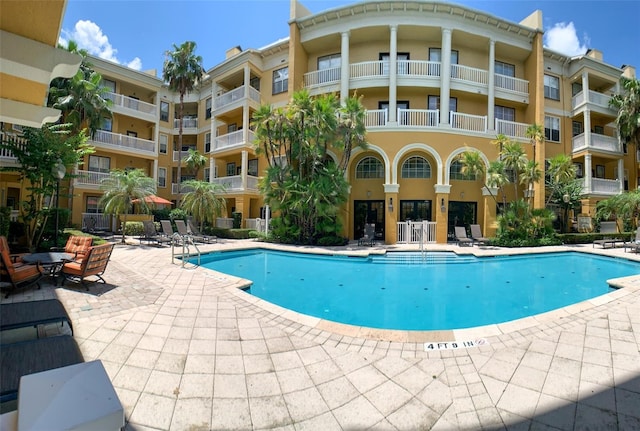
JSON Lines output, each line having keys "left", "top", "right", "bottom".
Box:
{"left": 132, "top": 195, "right": 173, "bottom": 205}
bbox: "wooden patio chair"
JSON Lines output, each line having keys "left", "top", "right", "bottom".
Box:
{"left": 0, "top": 236, "right": 45, "bottom": 298}
{"left": 60, "top": 243, "right": 114, "bottom": 291}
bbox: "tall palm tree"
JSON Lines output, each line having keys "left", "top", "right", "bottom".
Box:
{"left": 525, "top": 123, "right": 545, "bottom": 165}
{"left": 610, "top": 77, "right": 640, "bottom": 168}
{"left": 183, "top": 148, "right": 208, "bottom": 179}
{"left": 163, "top": 41, "right": 205, "bottom": 205}
{"left": 545, "top": 154, "right": 577, "bottom": 206}
{"left": 500, "top": 141, "right": 528, "bottom": 200}
{"left": 459, "top": 150, "right": 508, "bottom": 208}
{"left": 491, "top": 133, "right": 511, "bottom": 159}
{"left": 180, "top": 180, "right": 226, "bottom": 232}
{"left": 99, "top": 169, "right": 156, "bottom": 244}
{"left": 520, "top": 160, "right": 542, "bottom": 209}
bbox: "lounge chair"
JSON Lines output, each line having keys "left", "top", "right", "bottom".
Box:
{"left": 51, "top": 235, "right": 92, "bottom": 263}
{"left": 470, "top": 224, "right": 489, "bottom": 245}
{"left": 1, "top": 299, "right": 73, "bottom": 343}
{"left": 139, "top": 220, "right": 171, "bottom": 246}
{"left": 358, "top": 223, "right": 376, "bottom": 246}
{"left": 593, "top": 221, "right": 624, "bottom": 248}
{"left": 60, "top": 243, "right": 114, "bottom": 290}
{"left": 188, "top": 219, "right": 217, "bottom": 243}
{"left": 175, "top": 219, "right": 208, "bottom": 243}
{"left": 625, "top": 227, "right": 640, "bottom": 252}
{"left": 0, "top": 335, "right": 84, "bottom": 405}
{"left": 454, "top": 226, "right": 474, "bottom": 246}
{"left": 0, "top": 236, "right": 45, "bottom": 298}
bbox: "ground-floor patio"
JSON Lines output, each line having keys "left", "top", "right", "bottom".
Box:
{"left": 1, "top": 239, "right": 639, "bottom": 430}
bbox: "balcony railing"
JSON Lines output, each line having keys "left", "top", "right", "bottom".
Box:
{"left": 213, "top": 130, "right": 256, "bottom": 152}
{"left": 214, "top": 85, "right": 261, "bottom": 110}
{"left": 572, "top": 90, "right": 614, "bottom": 111}
{"left": 92, "top": 130, "right": 156, "bottom": 154}
{"left": 494, "top": 74, "right": 529, "bottom": 95}
{"left": 172, "top": 149, "right": 197, "bottom": 162}
{"left": 581, "top": 178, "right": 621, "bottom": 195}
{"left": 365, "top": 109, "right": 388, "bottom": 127}
{"left": 75, "top": 170, "right": 111, "bottom": 187}
{"left": 303, "top": 67, "right": 341, "bottom": 87}
{"left": 211, "top": 175, "right": 259, "bottom": 192}
{"left": 397, "top": 60, "right": 440, "bottom": 78}
{"left": 398, "top": 109, "right": 439, "bottom": 127}
{"left": 0, "top": 132, "right": 27, "bottom": 160}
{"left": 173, "top": 117, "right": 198, "bottom": 129}
{"left": 495, "top": 119, "right": 529, "bottom": 139}
{"left": 572, "top": 133, "right": 620, "bottom": 153}
{"left": 105, "top": 92, "right": 156, "bottom": 115}
{"left": 396, "top": 221, "right": 437, "bottom": 244}
{"left": 350, "top": 61, "right": 385, "bottom": 79}
{"left": 450, "top": 112, "right": 487, "bottom": 133}
{"left": 451, "top": 64, "right": 488, "bottom": 86}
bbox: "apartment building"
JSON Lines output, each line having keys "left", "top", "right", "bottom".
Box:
{"left": 1, "top": 0, "right": 635, "bottom": 244}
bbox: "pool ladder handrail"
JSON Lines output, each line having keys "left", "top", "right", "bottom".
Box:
{"left": 171, "top": 233, "right": 201, "bottom": 267}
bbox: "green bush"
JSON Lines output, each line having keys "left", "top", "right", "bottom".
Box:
{"left": 317, "top": 236, "right": 349, "bottom": 246}
{"left": 557, "top": 232, "right": 633, "bottom": 244}
{"left": 0, "top": 207, "right": 10, "bottom": 237}
{"left": 169, "top": 208, "right": 188, "bottom": 222}
{"left": 232, "top": 212, "right": 242, "bottom": 229}
{"left": 123, "top": 221, "right": 144, "bottom": 236}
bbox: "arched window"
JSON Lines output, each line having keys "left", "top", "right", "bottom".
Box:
{"left": 356, "top": 157, "right": 384, "bottom": 179}
{"left": 449, "top": 159, "right": 477, "bottom": 181}
{"left": 401, "top": 156, "right": 431, "bottom": 179}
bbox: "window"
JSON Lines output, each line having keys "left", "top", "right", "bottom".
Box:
{"left": 248, "top": 159, "right": 259, "bottom": 176}
{"left": 205, "top": 132, "right": 211, "bottom": 153}
{"left": 401, "top": 156, "right": 431, "bottom": 179}
{"left": 356, "top": 157, "right": 384, "bottom": 179}
{"left": 100, "top": 118, "right": 112, "bottom": 132}
{"left": 159, "top": 134, "right": 168, "bottom": 154}
{"left": 227, "top": 123, "right": 237, "bottom": 133}
{"left": 250, "top": 76, "right": 261, "bottom": 91}
{"left": 317, "top": 54, "right": 341, "bottom": 83}
{"left": 160, "top": 101, "right": 169, "bottom": 122}
{"left": 86, "top": 196, "right": 102, "bottom": 214}
{"left": 544, "top": 116, "right": 560, "bottom": 142}
{"left": 544, "top": 74, "right": 560, "bottom": 100}
{"left": 158, "top": 167, "right": 167, "bottom": 187}
{"left": 428, "top": 48, "right": 458, "bottom": 64}
{"left": 204, "top": 167, "right": 211, "bottom": 181}
{"left": 594, "top": 125, "right": 604, "bottom": 135}
{"left": 495, "top": 105, "right": 515, "bottom": 122}
{"left": 379, "top": 52, "right": 410, "bottom": 75}
{"left": 495, "top": 61, "right": 515, "bottom": 77}
{"left": 572, "top": 121, "right": 583, "bottom": 137}
{"left": 450, "top": 159, "right": 476, "bottom": 181}
{"left": 226, "top": 162, "right": 236, "bottom": 177}
{"left": 88, "top": 155, "right": 110, "bottom": 173}
{"left": 428, "top": 95, "right": 457, "bottom": 112}
{"left": 378, "top": 101, "right": 409, "bottom": 111}
{"left": 272, "top": 67, "right": 288, "bottom": 94}
{"left": 205, "top": 97, "right": 212, "bottom": 119}
{"left": 574, "top": 162, "right": 583, "bottom": 178}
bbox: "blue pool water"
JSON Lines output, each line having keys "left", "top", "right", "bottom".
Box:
{"left": 196, "top": 250, "right": 637, "bottom": 330}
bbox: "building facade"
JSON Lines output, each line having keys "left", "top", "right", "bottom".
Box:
{"left": 1, "top": 0, "right": 636, "bottom": 244}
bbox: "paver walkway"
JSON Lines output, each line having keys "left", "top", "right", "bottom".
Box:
{"left": 1, "top": 240, "right": 639, "bottom": 430}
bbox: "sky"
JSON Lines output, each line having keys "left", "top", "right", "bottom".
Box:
{"left": 61, "top": 0, "right": 640, "bottom": 79}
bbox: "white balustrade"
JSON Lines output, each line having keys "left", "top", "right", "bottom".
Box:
{"left": 350, "top": 61, "right": 386, "bottom": 79}
{"left": 397, "top": 60, "right": 440, "bottom": 77}
{"left": 396, "top": 221, "right": 437, "bottom": 244}
{"left": 365, "top": 109, "right": 387, "bottom": 127}
{"left": 75, "top": 170, "right": 111, "bottom": 186}
{"left": 213, "top": 130, "right": 255, "bottom": 151}
{"left": 451, "top": 64, "right": 488, "bottom": 85}
{"left": 450, "top": 112, "right": 487, "bottom": 133}
{"left": 494, "top": 74, "right": 529, "bottom": 94}
{"left": 303, "top": 67, "right": 341, "bottom": 87}
{"left": 92, "top": 130, "right": 156, "bottom": 153}
{"left": 495, "top": 119, "right": 528, "bottom": 139}
{"left": 398, "top": 109, "right": 439, "bottom": 127}
{"left": 105, "top": 92, "right": 155, "bottom": 115}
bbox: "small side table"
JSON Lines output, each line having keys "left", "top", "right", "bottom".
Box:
{"left": 21, "top": 252, "right": 74, "bottom": 285}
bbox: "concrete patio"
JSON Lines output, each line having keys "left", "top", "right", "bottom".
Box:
{"left": 1, "top": 239, "right": 639, "bottom": 430}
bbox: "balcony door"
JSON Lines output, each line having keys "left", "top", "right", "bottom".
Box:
{"left": 354, "top": 200, "right": 385, "bottom": 241}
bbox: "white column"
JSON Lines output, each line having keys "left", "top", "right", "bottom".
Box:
{"left": 487, "top": 39, "right": 495, "bottom": 132}
{"left": 209, "top": 157, "right": 215, "bottom": 183}
{"left": 439, "top": 28, "right": 452, "bottom": 127}
{"left": 584, "top": 108, "right": 592, "bottom": 148}
{"left": 618, "top": 158, "right": 625, "bottom": 192}
{"left": 584, "top": 153, "right": 592, "bottom": 193}
{"left": 153, "top": 159, "right": 158, "bottom": 183}
{"left": 340, "top": 31, "right": 350, "bottom": 104}
{"left": 244, "top": 65, "right": 251, "bottom": 98}
{"left": 388, "top": 25, "right": 398, "bottom": 125}
{"left": 241, "top": 150, "right": 248, "bottom": 189}
{"left": 581, "top": 71, "right": 589, "bottom": 103}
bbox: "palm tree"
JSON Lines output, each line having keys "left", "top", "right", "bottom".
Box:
{"left": 491, "top": 133, "right": 511, "bottom": 158}
{"left": 545, "top": 154, "right": 577, "bottom": 206}
{"left": 180, "top": 180, "right": 226, "bottom": 232}
{"left": 163, "top": 41, "right": 205, "bottom": 205}
{"left": 183, "top": 148, "right": 208, "bottom": 179}
{"left": 500, "top": 141, "right": 527, "bottom": 200}
{"left": 610, "top": 77, "right": 640, "bottom": 167}
{"left": 525, "top": 123, "right": 545, "bottom": 165}
{"left": 520, "top": 159, "right": 542, "bottom": 208}
{"left": 99, "top": 169, "right": 156, "bottom": 244}
{"left": 459, "top": 150, "right": 509, "bottom": 210}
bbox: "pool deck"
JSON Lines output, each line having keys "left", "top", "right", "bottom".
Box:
{"left": 2, "top": 240, "right": 639, "bottom": 430}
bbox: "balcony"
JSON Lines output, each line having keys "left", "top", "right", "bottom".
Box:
{"left": 398, "top": 109, "right": 439, "bottom": 127}
{"left": 212, "top": 130, "right": 256, "bottom": 153}
{"left": 75, "top": 170, "right": 110, "bottom": 189}
{"left": 450, "top": 112, "right": 487, "bottom": 133}
{"left": 572, "top": 133, "right": 621, "bottom": 154}
{"left": 365, "top": 109, "right": 388, "bottom": 128}
{"left": 105, "top": 92, "right": 156, "bottom": 121}
{"left": 211, "top": 175, "right": 260, "bottom": 193}
{"left": 304, "top": 67, "right": 341, "bottom": 88}
{"left": 581, "top": 177, "right": 621, "bottom": 196}
{"left": 571, "top": 90, "right": 616, "bottom": 115}
{"left": 91, "top": 130, "right": 156, "bottom": 156}
{"left": 0, "top": 132, "right": 26, "bottom": 165}
{"left": 172, "top": 148, "right": 197, "bottom": 162}
{"left": 495, "top": 119, "right": 529, "bottom": 140}
{"left": 213, "top": 85, "right": 261, "bottom": 112}
{"left": 494, "top": 74, "right": 529, "bottom": 96}
{"left": 173, "top": 117, "right": 198, "bottom": 134}
{"left": 365, "top": 109, "right": 486, "bottom": 133}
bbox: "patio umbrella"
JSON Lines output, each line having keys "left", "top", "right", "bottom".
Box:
{"left": 132, "top": 194, "right": 173, "bottom": 205}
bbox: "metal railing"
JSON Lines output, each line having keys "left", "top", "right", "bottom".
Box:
{"left": 350, "top": 61, "right": 385, "bottom": 79}
{"left": 216, "top": 218, "right": 234, "bottom": 229}
{"left": 397, "top": 60, "right": 440, "bottom": 77}
{"left": 572, "top": 90, "right": 614, "bottom": 110}
{"left": 572, "top": 133, "right": 620, "bottom": 153}
{"left": 75, "top": 170, "right": 111, "bottom": 187}
{"left": 210, "top": 175, "right": 259, "bottom": 192}
{"left": 173, "top": 118, "right": 198, "bottom": 129}
{"left": 105, "top": 92, "right": 156, "bottom": 115}
{"left": 213, "top": 129, "right": 256, "bottom": 151}
{"left": 81, "top": 213, "right": 113, "bottom": 231}
{"left": 0, "top": 133, "right": 27, "bottom": 160}
{"left": 495, "top": 119, "right": 529, "bottom": 139}
{"left": 396, "top": 221, "right": 437, "bottom": 244}
{"left": 582, "top": 178, "right": 621, "bottom": 195}
{"left": 91, "top": 130, "right": 156, "bottom": 154}
{"left": 451, "top": 64, "right": 488, "bottom": 85}
{"left": 365, "top": 109, "right": 388, "bottom": 127}
{"left": 303, "top": 67, "right": 341, "bottom": 87}
{"left": 398, "top": 109, "right": 439, "bottom": 127}
{"left": 450, "top": 112, "right": 487, "bottom": 133}
{"left": 214, "top": 85, "right": 261, "bottom": 110}
{"left": 494, "top": 74, "right": 529, "bottom": 95}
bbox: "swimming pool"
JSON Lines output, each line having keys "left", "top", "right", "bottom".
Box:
{"left": 197, "top": 250, "right": 637, "bottom": 331}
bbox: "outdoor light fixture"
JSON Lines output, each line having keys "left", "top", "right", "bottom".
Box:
{"left": 440, "top": 198, "right": 446, "bottom": 213}
{"left": 52, "top": 159, "right": 66, "bottom": 248}
{"left": 563, "top": 193, "right": 570, "bottom": 203}
{"left": 388, "top": 198, "right": 393, "bottom": 212}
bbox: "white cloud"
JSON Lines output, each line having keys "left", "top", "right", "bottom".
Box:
{"left": 60, "top": 20, "right": 142, "bottom": 71}
{"left": 544, "top": 22, "right": 589, "bottom": 57}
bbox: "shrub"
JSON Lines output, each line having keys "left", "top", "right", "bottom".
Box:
{"left": 317, "top": 236, "right": 349, "bottom": 246}
{"left": 123, "top": 221, "right": 144, "bottom": 236}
